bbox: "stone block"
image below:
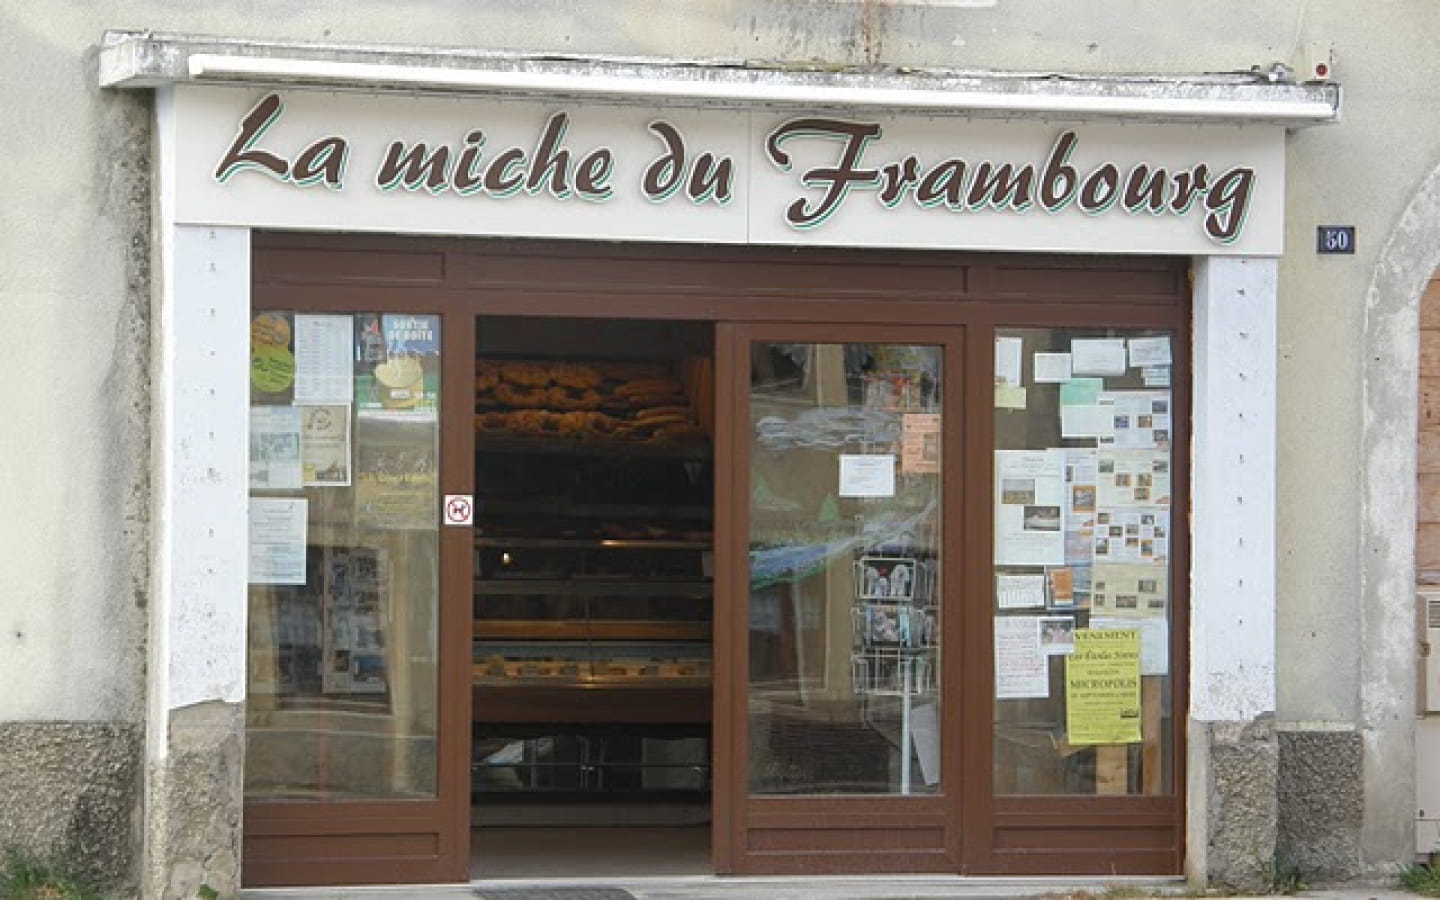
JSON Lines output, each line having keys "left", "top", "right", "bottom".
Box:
{"left": 0, "top": 722, "right": 141, "bottom": 897}
{"left": 1277, "top": 728, "right": 1363, "bottom": 880}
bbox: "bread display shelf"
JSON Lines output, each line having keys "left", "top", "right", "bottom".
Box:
{"left": 475, "top": 578, "right": 711, "bottom": 598}
{"left": 477, "top": 498, "right": 711, "bottom": 522}
{"left": 474, "top": 537, "right": 710, "bottom": 551}
{"left": 472, "top": 662, "right": 711, "bottom": 687}
{"left": 473, "top": 619, "right": 711, "bottom": 641}
{"left": 475, "top": 434, "right": 709, "bottom": 460}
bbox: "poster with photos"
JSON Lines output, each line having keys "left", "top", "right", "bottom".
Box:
{"left": 321, "top": 546, "right": 389, "bottom": 696}
{"left": 1089, "top": 562, "right": 1169, "bottom": 618}
{"left": 994, "top": 449, "right": 1066, "bottom": 566}
{"left": 1097, "top": 391, "right": 1172, "bottom": 450}
{"left": 1091, "top": 506, "right": 1169, "bottom": 564}
{"left": 1096, "top": 449, "right": 1171, "bottom": 507}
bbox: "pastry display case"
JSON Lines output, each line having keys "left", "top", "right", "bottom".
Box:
{"left": 471, "top": 355, "right": 714, "bottom": 727}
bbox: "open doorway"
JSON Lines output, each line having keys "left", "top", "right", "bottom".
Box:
{"left": 469, "top": 316, "right": 715, "bottom": 878}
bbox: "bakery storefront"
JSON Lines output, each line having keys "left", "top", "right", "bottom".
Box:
{"left": 103, "top": 33, "right": 1338, "bottom": 889}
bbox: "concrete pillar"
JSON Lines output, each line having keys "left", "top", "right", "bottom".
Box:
{"left": 144, "top": 87, "right": 251, "bottom": 900}
{"left": 1187, "top": 255, "right": 1280, "bottom": 889}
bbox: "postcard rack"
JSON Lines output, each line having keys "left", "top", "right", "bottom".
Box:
{"left": 850, "top": 553, "right": 937, "bottom": 794}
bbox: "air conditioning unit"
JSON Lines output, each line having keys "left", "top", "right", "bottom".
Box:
{"left": 1425, "top": 590, "right": 1440, "bottom": 714}
{"left": 1417, "top": 591, "right": 1440, "bottom": 855}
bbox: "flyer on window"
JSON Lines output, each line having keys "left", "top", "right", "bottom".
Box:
{"left": 994, "top": 449, "right": 1066, "bottom": 565}
{"left": 293, "top": 314, "right": 354, "bottom": 405}
{"left": 300, "top": 404, "right": 352, "bottom": 487}
{"left": 354, "top": 313, "right": 441, "bottom": 420}
{"left": 354, "top": 415, "right": 437, "bottom": 530}
{"left": 248, "top": 497, "right": 308, "bottom": 585}
{"left": 1065, "top": 628, "right": 1142, "bottom": 745}
{"left": 249, "top": 406, "right": 303, "bottom": 491}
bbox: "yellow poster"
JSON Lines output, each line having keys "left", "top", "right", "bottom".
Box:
{"left": 1065, "top": 628, "right": 1141, "bottom": 745}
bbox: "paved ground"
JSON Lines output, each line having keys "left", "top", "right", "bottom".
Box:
{"left": 242, "top": 877, "right": 1423, "bottom": 900}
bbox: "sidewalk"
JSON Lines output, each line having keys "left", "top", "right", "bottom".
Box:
{"left": 243, "top": 877, "right": 1423, "bottom": 900}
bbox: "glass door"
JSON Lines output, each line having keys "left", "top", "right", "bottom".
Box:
{"left": 242, "top": 307, "right": 473, "bottom": 886}
{"left": 720, "top": 323, "right": 964, "bottom": 874}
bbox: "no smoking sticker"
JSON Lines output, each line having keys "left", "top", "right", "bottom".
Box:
{"left": 443, "top": 494, "right": 473, "bottom": 526}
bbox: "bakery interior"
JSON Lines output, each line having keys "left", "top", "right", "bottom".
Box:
{"left": 469, "top": 316, "right": 715, "bottom": 875}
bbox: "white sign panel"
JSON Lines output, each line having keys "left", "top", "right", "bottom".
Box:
{"left": 172, "top": 86, "right": 1286, "bottom": 255}
{"left": 443, "top": 494, "right": 474, "bottom": 526}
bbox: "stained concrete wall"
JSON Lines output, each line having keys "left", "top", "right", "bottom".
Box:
{"left": 4, "top": 0, "right": 1439, "bottom": 893}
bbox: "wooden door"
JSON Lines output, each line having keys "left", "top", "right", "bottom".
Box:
{"left": 715, "top": 322, "right": 967, "bottom": 874}
{"left": 241, "top": 291, "right": 474, "bottom": 886}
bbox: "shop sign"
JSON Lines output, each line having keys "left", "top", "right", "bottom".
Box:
{"left": 173, "top": 86, "right": 1285, "bottom": 255}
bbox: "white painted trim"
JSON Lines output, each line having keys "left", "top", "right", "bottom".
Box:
{"left": 1190, "top": 256, "right": 1278, "bottom": 721}
{"left": 154, "top": 86, "right": 251, "bottom": 718}
{"left": 182, "top": 53, "right": 1338, "bottom": 123}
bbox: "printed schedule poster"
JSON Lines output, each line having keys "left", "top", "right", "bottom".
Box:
{"left": 249, "top": 497, "right": 308, "bottom": 585}
{"left": 293, "top": 314, "right": 354, "bottom": 405}
{"left": 1065, "top": 628, "right": 1142, "bottom": 745}
{"left": 995, "top": 449, "right": 1066, "bottom": 565}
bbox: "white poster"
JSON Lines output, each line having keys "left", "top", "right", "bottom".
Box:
{"left": 996, "top": 574, "right": 1047, "bottom": 609}
{"left": 248, "top": 497, "right": 308, "bottom": 585}
{"left": 910, "top": 701, "right": 942, "bottom": 786}
{"left": 994, "top": 449, "right": 1066, "bottom": 565}
{"left": 995, "top": 336, "right": 1023, "bottom": 386}
{"left": 839, "top": 454, "right": 896, "bottom": 497}
{"left": 1070, "top": 338, "right": 1128, "bottom": 376}
{"left": 1092, "top": 615, "right": 1170, "bottom": 675}
{"left": 1060, "top": 403, "right": 1116, "bottom": 439}
{"left": 1033, "top": 352, "right": 1073, "bottom": 383}
{"left": 995, "top": 615, "right": 1050, "bottom": 699}
{"left": 1127, "top": 336, "right": 1172, "bottom": 368}
{"left": 249, "top": 405, "right": 302, "bottom": 491}
{"left": 293, "top": 314, "right": 355, "bottom": 405}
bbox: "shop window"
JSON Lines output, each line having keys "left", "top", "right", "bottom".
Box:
{"left": 993, "top": 327, "right": 1175, "bottom": 796}
{"left": 244, "top": 310, "right": 442, "bottom": 801}
{"left": 747, "top": 342, "right": 943, "bottom": 795}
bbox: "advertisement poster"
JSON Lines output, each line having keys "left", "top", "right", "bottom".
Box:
{"left": 354, "top": 415, "right": 437, "bottom": 530}
{"left": 248, "top": 497, "right": 308, "bottom": 585}
{"left": 249, "top": 405, "right": 303, "bottom": 491}
{"left": 994, "top": 449, "right": 1066, "bottom": 565}
{"left": 900, "top": 413, "right": 941, "bottom": 475}
{"left": 251, "top": 312, "right": 296, "bottom": 400}
{"left": 293, "top": 314, "right": 355, "bottom": 405}
{"left": 354, "top": 313, "right": 441, "bottom": 419}
{"left": 321, "top": 546, "right": 389, "bottom": 696}
{"left": 301, "top": 404, "right": 352, "bottom": 486}
{"left": 1065, "top": 628, "right": 1142, "bottom": 745}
